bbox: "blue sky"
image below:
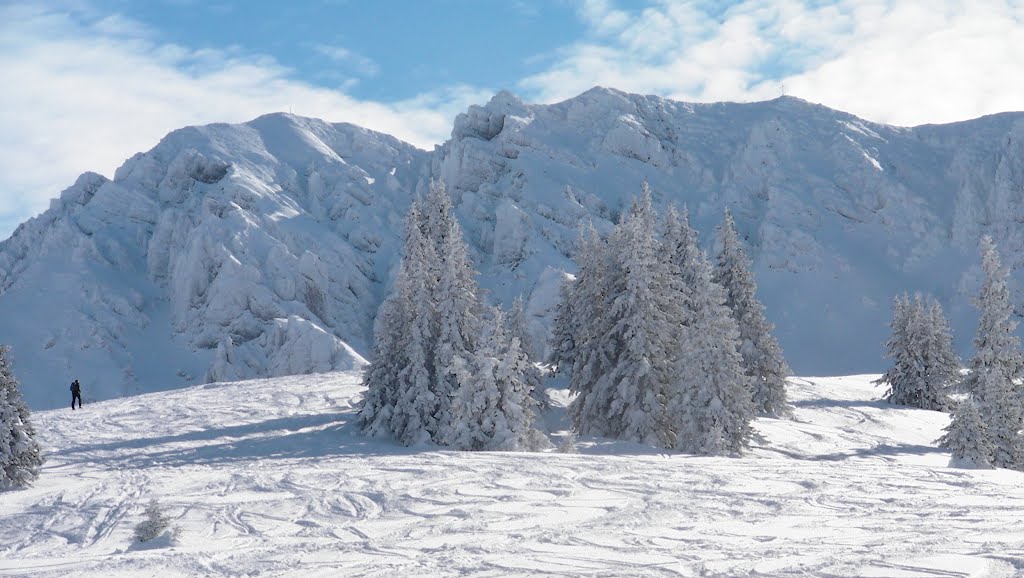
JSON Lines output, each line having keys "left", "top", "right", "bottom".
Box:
{"left": 3, "top": 0, "right": 1024, "bottom": 238}
{"left": 89, "top": 1, "right": 587, "bottom": 103}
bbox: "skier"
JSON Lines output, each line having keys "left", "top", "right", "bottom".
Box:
{"left": 71, "top": 379, "right": 82, "bottom": 410}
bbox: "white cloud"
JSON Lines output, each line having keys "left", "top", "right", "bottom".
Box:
{"left": 0, "top": 4, "right": 489, "bottom": 238}
{"left": 522, "top": 0, "right": 1024, "bottom": 128}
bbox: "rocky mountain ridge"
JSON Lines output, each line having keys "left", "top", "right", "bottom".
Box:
{"left": 4, "top": 87, "right": 1024, "bottom": 408}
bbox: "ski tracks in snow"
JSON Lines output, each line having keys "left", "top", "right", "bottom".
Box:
{"left": 2, "top": 372, "right": 1024, "bottom": 576}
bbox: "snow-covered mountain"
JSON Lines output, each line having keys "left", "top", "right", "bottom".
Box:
{"left": 5, "top": 87, "right": 1024, "bottom": 409}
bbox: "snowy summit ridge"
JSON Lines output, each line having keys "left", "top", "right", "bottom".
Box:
{"left": 4, "top": 88, "right": 1024, "bottom": 408}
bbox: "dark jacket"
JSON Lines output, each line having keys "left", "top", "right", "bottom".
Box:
{"left": 71, "top": 381, "right": 81, "bottom": 394}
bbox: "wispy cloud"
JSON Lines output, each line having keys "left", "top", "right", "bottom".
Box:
{"left": 0, "top": 3, "right": 489, "bottom": 237}
{"left": 311, "top": 44, "right": 380, "bottom": 77}
{"left": 522, "top": 0, "right": 1024, "bottom": 127}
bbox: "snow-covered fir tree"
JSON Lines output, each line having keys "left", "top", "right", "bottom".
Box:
{"left": 923, "top": 298, "right": 961, "bottom": 404}
{"left": 357, "top": 291, "right": 409, "bottom": 437}
{"left": 876, "top": 294, "right": 957, "bottom": 411}
{"left": 0, "top": 345, "right": 43, "bottom": 490}
{"left": 562, "top": 225, "right": 618, "bottom": 437}
{"left": 964, "top": 236, "right": 1024, "bottom": 469}
{"left": 451, "top": 307, "right": 542, "bottom": 451}
{"left": 424, "top": 183, "right": 486, "bottom": 446}
{"left": 713, "top": 209, "right": 792, "bottom": 417}
{"left": 507, "top": 296, "right": 550, "bottom": 412}
{"left": 361, "top": 183, "right": 540, "bottom": 450}
{"left": 938, "top": 397, "right": 992, "bottom": 468}
{"left": 0, "top": 346, "right": 37, "bottom": 439}
{"left": 568, "top": 186, "right": 678, "bottom": 446}
{"left": 547, "top": 278, "right": 577, "bottom": 373}
{"left": 597, "top": 187, "right": 678, "bottom": 445}
{"left": 553, "top": 195, "right": 754, "bottom": 454}
{"left": 662, "top": 205, "right": 699, "bottom": 296}
{"left": 389, "top": 204, "right": 441, "bottom": 446}
{"left": 358, "top": 203, "right": 426, "bottom": 438}
{"left": 666, "top": 209, "right": 754, "bottom": 456}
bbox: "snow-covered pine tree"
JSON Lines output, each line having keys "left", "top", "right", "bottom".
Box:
{"left": 965, "top": 236, "right": 1024, "bottom": 469}
{"left": 568, "top": 186, "right": 679, "bottom": 445}
{"left": 876, "top": 294, "right": 956, "bottom": 411}
{"left": 667, "top": 212, "right": 754, "bottom": 456}
{"left": 507, "top": 296, "right": 550, "bottom": 412}
{"left": 923, "top": 298, "right": 962, "bottom": 401}
{"left": 563, "top": 225, "right": 618, "bottom": 437}
{"left": 422, "top": 179, "right": 458, "bottom": 259}
{"left": 713, "top": 209, "right": 792, "bottom": 417}
{"left": 0, "top": 345, "right": 43, "bottom": 490}
{"left": 452, "top": 307, "right": 542, "bottom": 450}
{"left": 662, "top": 205, "right": 699, "bottom": 297}
{"left": 358, "top": 291, "right": 409, "bottom": 436}
{"left": 876, "top": 294, "right": 915, "bottom": 401}
{"left": 547, "top": 278, "right": 577, "bottom": 374}
{"left": 359, "top": 203, "right": 425, "bottom": 438}
{"left": 389, "top": 204, "right": 442, "bottom": 446}
{"left": 590, "top": 186, "right": 677, "bottom": 445}
{"left": 0, "top": 346, "right": 37, "bottom": 439}
{"left": 422, "top": 182, "right": 485, "bottom": 446}
{"left": 938, "top": 397, "right": 992, "bottom": 468}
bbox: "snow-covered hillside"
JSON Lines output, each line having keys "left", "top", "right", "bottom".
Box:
{"left": 3, "top": 372, "right": 1024, "bottom": 576}
{"left": 5, "top": 87, "right": 1024, "bottom": 408}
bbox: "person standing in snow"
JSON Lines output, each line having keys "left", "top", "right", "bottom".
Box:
{"left": 70, "top": 379, "right": 82, "bottom": 410}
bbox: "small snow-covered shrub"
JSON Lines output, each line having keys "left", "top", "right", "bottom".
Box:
{"left": 557, "top": 432, "right": 578, "bottom": 454}
{"left": 523, "top": 428, "right": 553, "bottom": 452}
{"left": 134, "top": 499, "right": 176, "bottom": 544}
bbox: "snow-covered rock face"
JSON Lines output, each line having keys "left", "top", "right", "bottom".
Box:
{"left": 4, "top": 88, "right": 1024, "bottom": 408}
{"left": 433, "top": 89, "right": 1024, "bottom": 380}
{"left": 0, "top": 114, "right": 426, "bottom": 408}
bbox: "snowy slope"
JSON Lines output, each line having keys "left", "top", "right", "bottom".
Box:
{"left": 6, "top": 88, "right": 1024, "bottom": 408}
{"left": 3, "top": 372, "right": 1024, "bottom": 576}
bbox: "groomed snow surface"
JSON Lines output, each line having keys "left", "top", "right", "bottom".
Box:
{"left": 3, "top": 372, "right": 1023, "bottom": 576}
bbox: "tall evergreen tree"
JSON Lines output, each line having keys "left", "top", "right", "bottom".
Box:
{"left": 507, "top": 296, "right": 549, "bottom": 412}
{"left": 0, "top": 345, "right": 43, "bottom": 490}
{"left": 359, "top": 203, "right": 436, "bottom": 441}
{"left": 582, "top": 187, "right": 677, "bottom": 446}
{"left": 966, "top": 236, "right": 1024, "bottom": 469}
{"left": 547, "top": 279, "right": 577, "bottom": 374}
{"left": 876, "top": 294, "right": 957, "bottom": 411}
{"left": 713, "top": 209, "right": 792, "bottom": 417}
{"left": 425, "top": 183, "right": 485, "bottom": 446}
{"left": 389, "top": 205, "right": 441, "bottom": 445}
{"left": 564, "top": 225, "right": 618, "bottom": 436}
{"left": 939, "top": 397, "right": 993, "bottom": 468}
{"left": 923, "top": 298, "right": 962, "bottom": 405}
{"left": 666, "top": 211, "right": 754, "bottom": 455}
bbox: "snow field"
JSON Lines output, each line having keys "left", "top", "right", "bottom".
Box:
{"left": 2, "top": 372, "right": 1024, "bottom": 576}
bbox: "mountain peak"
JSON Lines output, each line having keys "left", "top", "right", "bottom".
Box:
{"left": 5, "top": 87, "right": 1024, "bottom": 408}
